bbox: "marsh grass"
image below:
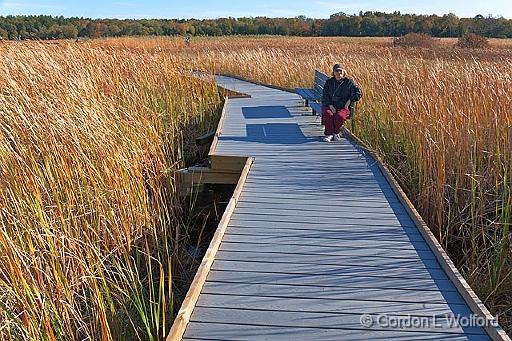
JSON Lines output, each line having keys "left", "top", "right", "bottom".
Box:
{"left": 0, "top": 41, "right": 222, "bottom": 340}
{"left": 1, "top": 35, "right": 511, "bottom": 338}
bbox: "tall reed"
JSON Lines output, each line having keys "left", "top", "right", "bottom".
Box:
{"left": 0, "top": 41, "right": 222, "bottom": 340}
{"left": 1, "top": 35, "right": 511, "bottom": 337}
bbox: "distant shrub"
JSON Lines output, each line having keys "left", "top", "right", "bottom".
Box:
{"left": 393, "top": 33, "right": 435, "bottom": 48}
{"left": 456, "top": 33, "right": 489, "bottom": 48}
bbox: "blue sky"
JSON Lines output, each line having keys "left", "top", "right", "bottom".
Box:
{"left": 0, "top": 0, "right": 511, "bottom": 19}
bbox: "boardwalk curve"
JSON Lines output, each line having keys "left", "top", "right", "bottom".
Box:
{"left": 168, "top": 75, "right": 509, "bottom": 341}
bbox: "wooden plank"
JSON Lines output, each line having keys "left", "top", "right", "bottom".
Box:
{"left": 206, "top": 270, "right": 456, "bottom": 292}
{"left": 295, "top": 88, "right": 317, "bottom": 100}
{"left": 237, "top": 191, "right": 402, "bottom": 204}
{"left": 241, "top": 181, "right": 393, "bottom": 191}
{"left": 224, "top": 225, "right": 424, "bottom": 241}
{"left": 227, "top": 218, "right": 420, "bottom": 232}
{"left": 214, "top": 142, "right": 362, "bottom": 150}
{"left": 166, "top": 157, "right": 253, "bottom": 341}
{"left": 211, "top": 259, "right": 448, "bottom": 280}
{"left": 310, "top": 102, "right": 322, "bottom": 114}
{"left": 219, "top": 241, "right": 436, "bottom": 259}
{"left": 222, "top": 232, "right": 431, "bottom": 251}
{"left": 239, "top": 184, "right": 396, "bottom": 195}
{"left": 248, "top": 161, "right": 377, "bottom": 169}
{"left": 208, "top": 95, "right": 228, "bottom": 156}
{"left": 229, "top": 213, "right": 417, "bottom": 229}
{"left": 235, "top": 201, "right": 408, "bottom": 217}
{"left": 342, "top": 128, "right": 509, "bottom": 341}
{"left": 209, "top": 155, "right": 248, "bottom": 172}
{"left": 184, "top": 323, "right": 490, "bottom": 341}
{"left": 215, "top": 249, "right": 442, "bottom": 269}
{"left": 243, "top": 178, "right": 392, "bottom": 187}
{"left": 248, "top": 165, "right": 382, "bottom": 174}
{"left": 232, "top": 206, "right": 412, "bottom": 221}
{"left": 189, "top": 307, "right": 485, "bottom": 335}
{"left": 246, "top": 165, "right": 382, "bottom": 173}
{"left": 177, "top": 166, "right": 241, "bottom": 186}
{"left": 247, "top": 174, "right": 390, "bottom": 186}
{"left": 201, "top": 281, "right": 466, "bottom": 305}
{"left": 196, "top": 293, "right": 472, "bottom": 317}
{"left": 315, "top": 69, "right": 329, "bottom": 82}
{"left": 246, "top": 171, "right": 390, "bottom": 181}
{"left": 237, "top": 196, "right": 404, "bottom": 209}
{"left": 246, "top": 168, "right": 385, "bottom": 177}
{"left": 305, "top": 88, "right": 320, "bottom": 99}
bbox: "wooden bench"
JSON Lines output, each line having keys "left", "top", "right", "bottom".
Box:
{"left": 309, "top": 101, "right": 323, "bottom": 117}
{"left": 295, "top": 70, "right": 328, "bottom": 115}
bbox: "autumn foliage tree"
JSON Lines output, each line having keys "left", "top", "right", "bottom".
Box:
{"left": 1, "top": 13, "right": 512, "bottom": 40}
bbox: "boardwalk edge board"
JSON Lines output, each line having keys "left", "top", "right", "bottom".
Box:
{"left": 167, "top": 95, "right": 254, "bottom": 341}
{"left": 218, "top": 73, "right": 296, "bottom": 94}
{"left": 166, "top": 156, "right": 253, "bottom": 341}
{"left": 342, "top": 126, "right": 510, "bottom": 341}
{"left": 208, "top": 95, "right": 228, "bottom": 156}
{"left": 176, "top": 95, "right": 249, "bottom": 193}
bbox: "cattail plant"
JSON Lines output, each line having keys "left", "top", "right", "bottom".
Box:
{"left": 0, "top": 40, "right": 222, "bottom": 340}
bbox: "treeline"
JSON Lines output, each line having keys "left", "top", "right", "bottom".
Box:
{"left": 1, "top": 11, "right": 512, "bottom": 40}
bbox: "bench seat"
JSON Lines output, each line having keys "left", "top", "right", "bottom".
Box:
{"left": 295, "top": 70, "right": 329, "bottom": 114}
{"left": 295, "top": 88, "right": 321, "bottom": 102}
{"left": 310, "top": 102, "right": 322, "bottom": 116}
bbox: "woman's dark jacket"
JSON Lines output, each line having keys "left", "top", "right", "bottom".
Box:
{"left": 321, "top": 77, "right": 362, "bottom": 110}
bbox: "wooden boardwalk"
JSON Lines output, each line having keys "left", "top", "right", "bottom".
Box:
{"left": 170, "top": 76, "right": 507, "bottom": 340}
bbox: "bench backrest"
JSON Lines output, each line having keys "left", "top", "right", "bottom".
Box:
{"left": 314, "top": 70, "right": 329, "bottom": 95}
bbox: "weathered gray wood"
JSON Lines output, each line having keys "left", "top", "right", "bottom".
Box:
{"left": 238, "top": 192, "right": 402, "bottom": 204}
{"left": 233, "top": 206, "right": 412, "bottom": 220}
{"left": 189, "top": 307, "right": 486, "bottom": 335}
{"left": 238, "top": 192, "right": 402, "bottom": 205}
{"left": 222, "top": 233, "right": 431, "bottom": 251}
{"left": 196, "top": 293, "right": 473, "bottom": 317}
{"left": 206, "top": 269, "right": 456, "bottom": 292}
{"left": 234, "top": 202, "right": 409, "bottom": 215}
{"left": 211, "top": 259, "right": 448, "bottom": 280}
{"left": 215, "top": 250, "right": 442, "bottom": 269}
{"left": 229, "top": 214, "right": 417, "bottom": 229}
{"left": 201, "top": 281, "right": 466, "bottom": 304}
{"left": 174, "top": 76, "right": 497, "bottom": 341}
{"left": 219, "top": 241, "right": 436, "bottom": 259}
{"left": 227, "top": 218, "right": 423, "bottom": 233}
{"left": 225, "top": 225, "right": 424, "bottom": 241}
{"left": 241, "top": 186, "right": 396, "bottom": 197}
{"left": 184, "top": 323, "right": 489, "bottom": 341}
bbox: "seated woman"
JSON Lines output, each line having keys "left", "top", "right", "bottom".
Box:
{"left": 321, "top": 64, "right": 362, "bottom": 142}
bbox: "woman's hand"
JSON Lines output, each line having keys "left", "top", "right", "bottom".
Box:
{"left": 344, "top": 100, "right": 351, "bottom": 109}
{"left": 329, "top": 105, "right": 335, "bottom": 113}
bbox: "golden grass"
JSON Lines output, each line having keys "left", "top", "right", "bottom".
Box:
{"left": 1, "top": 35, "right": 512, "bottom": 338}
{"left": 0, "top": 41, "right": 222, "bottom": 340}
